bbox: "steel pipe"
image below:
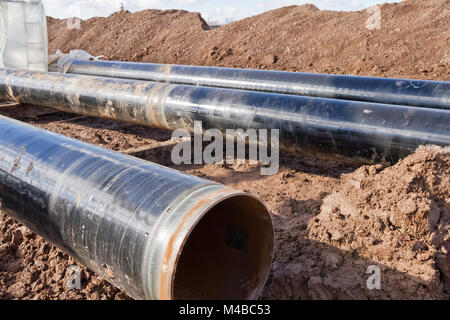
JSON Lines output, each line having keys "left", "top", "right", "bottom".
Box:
{"left": 49, "top": 58, "right": 450, "bottom": 110}
{"left": 1, "top": 69, "right": 450, "bottom": 164}
{"left": 0, "top": 115, "right": 274, "bottom": 300}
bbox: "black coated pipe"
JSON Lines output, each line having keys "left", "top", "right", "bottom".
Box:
{"left": 1, "top": 69, "right": 450, "bottom": 164}
{"left": 0, "top": 114, "right": 274, "bottom": 300}
{"left": 49, "top": 58, "right": 450, "bottom": 110}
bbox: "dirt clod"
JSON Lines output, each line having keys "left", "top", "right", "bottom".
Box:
{"left": 10, "top": 231, "right": 23, "bottom": 246}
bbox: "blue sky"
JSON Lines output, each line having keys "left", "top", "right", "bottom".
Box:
{"left": 42, "top": 0, "right": 399, "bottom": 24}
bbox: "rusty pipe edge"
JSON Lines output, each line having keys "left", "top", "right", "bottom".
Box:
{"left": 147, "top": 188, "right": 274, "bottom": 300}
{"left": 1, "top": 69, "right": 450, "bottom": 164}
{"left": 0, "top": 115, "right": 274, "bottom": 300}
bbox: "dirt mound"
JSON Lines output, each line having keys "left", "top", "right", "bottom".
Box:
{"left": 48, "top": 0, "right": 450, "bottom": 80}
{"left": 264, "top": 147, "right": 450, "bottom": 299}
{"left": 47, "top": 9, "right": 209, "bottom": 62}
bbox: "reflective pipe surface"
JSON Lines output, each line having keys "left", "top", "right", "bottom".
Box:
{"left": 0, "top": 115, "right": 274, "bottom": 300}
{"left": 49, "top": 58, "right": 450, "bottom": 110}
{"left": 1, "top": 69, "right": 450, "bottom": 164}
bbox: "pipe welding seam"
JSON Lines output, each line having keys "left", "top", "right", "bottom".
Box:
{"left": 0, "top": 115, "right": 274, "bottom": 300}
{"left": 1, "top": 69, "right": 449, "bottom": 164}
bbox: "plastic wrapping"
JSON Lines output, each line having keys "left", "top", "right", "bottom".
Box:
{"left": 0, "top": 0, "right": 48, "bottom": 72}
{"left": 1, "top": 69, "right": 449, "bottom": 164}
{"left": 48, "top": 57, "right": 450, "bottom": 110}
{"left": 0, "top": 114, "right": 274, "bottom": 300}
{"left": 48, "top": 49, "right": 101, "bottom": 73}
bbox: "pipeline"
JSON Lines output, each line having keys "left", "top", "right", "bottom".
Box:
{"left": 49, "top": 58, "right": 450, "bottom": 110}
{"left": 0, "top": 115, "right": 274, "bottom": 300}
{"left": 1, "top": 69, "right": 450, "bottom": 164}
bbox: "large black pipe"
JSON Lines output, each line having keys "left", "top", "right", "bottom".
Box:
{"left": 1, "top": 69, "right": 449, "bottom": 164}
{"left": 0, "top": 115, "right": 274, "bottom": 300}
{"left": 49, "top": 58, "right": 450, "bottom": 110}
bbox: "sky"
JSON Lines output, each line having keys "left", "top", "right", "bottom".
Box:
{"left": 42, "top": 0, "right": 399, "bottom": 24}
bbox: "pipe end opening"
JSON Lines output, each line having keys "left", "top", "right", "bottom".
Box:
{"left": 173, "top": 195, "right": 274, "bottom": 300}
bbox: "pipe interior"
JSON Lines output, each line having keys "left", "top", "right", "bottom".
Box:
{"left": 173, "top": 195, "right": 274, "bottom": 300}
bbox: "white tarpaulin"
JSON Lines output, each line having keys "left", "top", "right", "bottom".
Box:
{"left": 0, "top": 0, "right": 48, "bottom": 71}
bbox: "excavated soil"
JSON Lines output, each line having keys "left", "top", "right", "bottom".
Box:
{"left": 269, "top": 146, "right": 450, "bottom": 300}
{"left": 48, "top": 0, "right": 450, "bottom": 80}
{"left": 1, "top": 0, "right": 450, "bottom": 300}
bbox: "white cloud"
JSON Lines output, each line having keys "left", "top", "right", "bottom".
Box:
{"left": 176, "top": 0, "right": 199, "bottom": 4}
{"left": 43, "top": 0, "right": 124, "bottom": 19}
{"left": 209, "top": 6, "right": 238, "bottom": 23}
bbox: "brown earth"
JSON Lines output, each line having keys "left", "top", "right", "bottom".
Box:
{"left": 1, "top": 0, "right": 450, "bottom": 300}
{"left": 48, "top": 0, "right": 450, "bottom": 80}
{"left": 270, "top": 146, "right": 450, "bottom": 300}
